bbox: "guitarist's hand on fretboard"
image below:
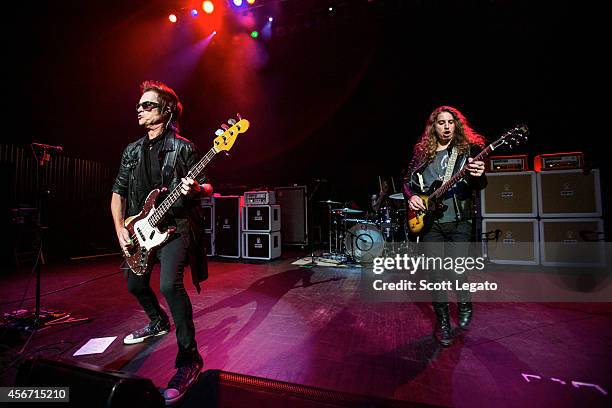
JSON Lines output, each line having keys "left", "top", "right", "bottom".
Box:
{"left": 466, "top": 157, "right": 486, "bottom": 177}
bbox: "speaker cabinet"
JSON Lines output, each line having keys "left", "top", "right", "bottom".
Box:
{"left": 539, "top": 218, "right": 605, "bottom": 267}
{"left": 201, "top": 203, "right": 214, "bottom": 231}
{"left": 15, "top": 357, "right": 163, "bottom": 408}
{"left": 242, "top": 231, "right": 281, "bottom": 260}
{"left": 537, "top": 169, "right": 602, "bottom": 217}
{"left": 274, "top": 186, "right": 308, "bottom": 246}
{"left": 243, "top": 205, "right": 281, "bottom": 232}
{"left": 481, "top": 219, "right": 539, "bottom": 265}
{"left": 214, "top": 196, "right": 242, "bottom": 258}
{"left": 201, "top": 198, "right": 215, "bottom": 256}
{"left": 480, "top": 171, "right": 537, "bottom": 217}
{"left": 204, "top": 231, "right": 215, "bottom": 257}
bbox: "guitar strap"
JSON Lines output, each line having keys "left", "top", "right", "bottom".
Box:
{"left": 442, "top": 146, "right": 459, "bottom": 184}
{"left": 161, "top": 134, "right": 177, "bottom": 188}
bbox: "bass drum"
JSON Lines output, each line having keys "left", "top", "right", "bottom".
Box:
{"left": 344, "top": 222, "right": 384, "bottom": 263}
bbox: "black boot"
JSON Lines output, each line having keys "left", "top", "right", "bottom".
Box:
{"left": 432, "top": 302, "right": 452, "bottom": 347}
{"left": 457, "top": 302, "right": 473, "bottom": 330}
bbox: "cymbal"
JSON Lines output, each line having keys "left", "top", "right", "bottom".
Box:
{"left": 344, "top": 218, "right": 367, "bottom": 223}
{"left": 389, "top": 193, "right": 404, "bottom": 200}
{"left": 318, "top": 200, "right": 342, "bottom": 205}
{"left": 332, "top": 208, "right": 364, "bottom": 214}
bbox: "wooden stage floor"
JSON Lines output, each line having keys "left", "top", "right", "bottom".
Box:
{"left": 1, "top": 252, "right": 611, "bottom": 407}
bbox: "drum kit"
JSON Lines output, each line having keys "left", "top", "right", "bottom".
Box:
{"left": 318, "top": 192, "right": 409, "bottom": 263}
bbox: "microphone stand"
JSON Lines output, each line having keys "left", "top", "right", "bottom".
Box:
{"left": 15, "top": 144, "right": 91, "bottom": 354}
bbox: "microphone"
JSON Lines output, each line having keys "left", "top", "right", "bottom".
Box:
{"left": 32, "top": 143, "right": 64, "bottom": 153}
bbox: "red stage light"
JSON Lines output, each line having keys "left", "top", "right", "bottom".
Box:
{"left": 169, "top": 14, "right": 178, "bottom": 23}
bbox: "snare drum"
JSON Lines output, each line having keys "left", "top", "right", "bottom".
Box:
{"left": 344, "top": 222, "right": 384, "bottom": 263}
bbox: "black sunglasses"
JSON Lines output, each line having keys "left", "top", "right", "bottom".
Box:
{"left": 136, "top": 101, "right": 160, "bottom": 111}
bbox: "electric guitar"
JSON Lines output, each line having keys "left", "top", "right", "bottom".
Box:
{"left": 122, "top": 116, "right": 250, "bottom": 275}
{"left": 407, "top": 125, "right": 528, "bottom": 235}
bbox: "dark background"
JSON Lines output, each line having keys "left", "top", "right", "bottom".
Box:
{"left": 2, "top": 0, "right": 604, "bottom": 260}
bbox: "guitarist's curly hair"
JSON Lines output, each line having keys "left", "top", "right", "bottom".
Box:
{"left": 412, "top": 106, "right": 485, "bottom": 164}
{"left": 140, "top": 80, "right": 183, "bottom": 131}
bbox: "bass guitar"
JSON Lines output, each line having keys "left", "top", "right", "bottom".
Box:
{"left": 123, "top": 116, "right": 249, "bottom": 275}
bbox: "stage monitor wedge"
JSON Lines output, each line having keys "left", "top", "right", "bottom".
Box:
{"left": 15, "top": 357, "right": 164, "bottom": 408}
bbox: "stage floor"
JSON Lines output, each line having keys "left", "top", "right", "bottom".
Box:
{"left": 1, "top": 252, "right": 611, "bottom": 407}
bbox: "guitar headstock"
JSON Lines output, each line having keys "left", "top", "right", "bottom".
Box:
{"left": 491, "top": 124, "right": 529, "bottom": 150}
{"left": 213, "top": 115, "right": 250, "bottom": 153}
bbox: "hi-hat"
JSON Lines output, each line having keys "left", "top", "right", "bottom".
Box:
{"left": 332, "top": 208, "right": 364, "bottom": 214}
{"left": 389, "top": 193, "right": 404, "bottom": 200}
{"left": 318, "top": 200, "right": 342, "bottom": 205}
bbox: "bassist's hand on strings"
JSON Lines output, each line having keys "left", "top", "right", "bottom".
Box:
{"left": 408, "top": 195, "right": 426, "bottom": 211}
{"left": 117, "top": 226, "right": 132, "bottom": 252}
{"left": 180, "top": 177, "right": 201, "bottom": 196}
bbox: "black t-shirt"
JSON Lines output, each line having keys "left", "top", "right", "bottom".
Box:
{"left": 142, "top": 134, "right": 164, "bottom": 191}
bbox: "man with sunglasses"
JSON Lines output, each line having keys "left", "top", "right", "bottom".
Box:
{"left": 111, "top": 80, "right": 212, "bottom": 405}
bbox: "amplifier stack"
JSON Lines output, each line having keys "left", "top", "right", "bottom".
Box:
{"left": 480, "top": 152, "right": 604, "bottom": 266}
{"left": 242, "top": 191, "right": 281, "bottom": 260}
{"left": 214, "top": 195, "right": 243, "bottom": 258}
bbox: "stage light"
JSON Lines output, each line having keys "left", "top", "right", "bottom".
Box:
{"left": 169, "top": 14, "right": 178, "bottom": 23}
{"left": 213, "top": 30, "right": 217, "bottom": 35}
{"left": 268, "top": 17, "right": 273, "bottom": 22}
{"left": 250, "top": 31, "right": 259, "bottom": 38}
{"left": 233, "top": 0, "right": 243, "bottom": 7}
{"left": 247, "top": 0, "right": 256, "bottom": 4}
{"left": 191, "top": 9, "right": 199, "bottom": 17}
{"left": 329, "top": 7, "right": 333, "bottom": 12}
{"left": 203, "top": 1, "right": 215, "bottom": 14}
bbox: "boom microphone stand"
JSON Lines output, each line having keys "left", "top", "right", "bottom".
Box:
{"left": 14, "top": 143, "right": 91, "bottom": 353}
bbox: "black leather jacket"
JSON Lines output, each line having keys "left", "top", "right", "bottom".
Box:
{"left": 112, "top": 129, "right": 208, "bottom": 291}
{"left": 402, "top": 143, "right": 487, "bottom": 222}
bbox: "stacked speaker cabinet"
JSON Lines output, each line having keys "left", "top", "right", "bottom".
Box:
{"left": 242, "top": 192, "right": 281, "bottom": 260}
{"left": 274, "top": 186, "right": 308, "bottom": 246}
{"left": 480, "top": 171, "right": 539, "bottom": 264}
{"left": 480, "top": 171, "right": 538, "bottom": 218}
{"left": 200, "top": 197, "right": 215, "bottom": 256}
{"left": 539, "top": 218, "right": 605, "bottom": 267}
{"left": 214, "top": 196, "right": 242, "bottom": 258}
{"left": 482, "top": 167, "right": 605, "bottom": 266}
{"left": 481, "top": 219, "right": 540, "bottom": 265}
{"left": 537, "top": 169, "right": 604, "bottom": 266}
{"left": 537, "top": 169, "right": 602, "bottom": 218}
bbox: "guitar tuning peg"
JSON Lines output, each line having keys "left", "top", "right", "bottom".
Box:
{"left": 236, "top": 113, "right": 242, "bottom": 120}
{"left": 215, "top": 129, "right": 224, "bottom": 136}
{"left": 220, "top": 123, "right": 229, "bottom": 130}
{"left": 227, "top": 118, "right": 237, "bottom": 126}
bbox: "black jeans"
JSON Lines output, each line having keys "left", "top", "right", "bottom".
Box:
{"left": 127, "top": 234, "right": 200, "bottom": 367}
{"left": 421, "top": 220, "right": 472, "bottom": 303}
